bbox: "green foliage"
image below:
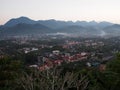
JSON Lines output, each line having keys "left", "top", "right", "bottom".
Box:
{"left": 104, "top": 53, "right": 120, "bottom": 90}
{"left": 1, "top": 53, "right": 120, "bottom": 90}
{"left": 106, "top": 53, "right": 120, "bottom": 74}
{"left": 0, "top": 56, "right": 23, "bottom": 89}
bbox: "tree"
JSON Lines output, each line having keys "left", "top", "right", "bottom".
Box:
{"left": 0, "top": 56, "right": 23, "bottom": 90}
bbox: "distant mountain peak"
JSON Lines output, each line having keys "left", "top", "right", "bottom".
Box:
{"left": 1, "top": 16, "right": 120, "bottom": 37}
{"left": 9, "top": 16, "right": 32, "bottom": 22}
{"left": 4, "top": 16, "right": 36, "bottom": 27}
{"left": 3, "top": 16, "right": 114, "bottom": 29}
{"left": 17, "top": 16, "right": 31, "bottom": 20}
{"left": 112, "top": 24, "right": 120, "bottom": 26}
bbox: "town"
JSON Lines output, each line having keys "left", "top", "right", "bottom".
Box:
{"left": 0, "top": 36, "right": 119, "bottom": 71}
{"left": 1, "top": 35, "right": 120, "bottom": 90}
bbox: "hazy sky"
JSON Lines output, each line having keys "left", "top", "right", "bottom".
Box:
{"left": 0, "top": 0, "right": 120, "bottom": 25}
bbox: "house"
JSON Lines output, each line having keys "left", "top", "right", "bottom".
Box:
{"left": 29, "top": 65, "right": 38, "bottom": 68}
{"left": 99, "top": 64, "right": 106, "bottom": 71}
{"left": 39, "top": 64, "right": 49, "bottom": 71}
{"left": 53, "top": 60, "right": 63, "bottom": 66}
{"left": 86, "top": 62, "right": 91, "bottom": 67}
{"left": 81, "top": 52, "right": 87, "bottom": 56}
{"left": 31, "top": 47, "right": 38, "bottom": 51}
{"left": 52, "top": 50, "right": 60, "bottom": 55}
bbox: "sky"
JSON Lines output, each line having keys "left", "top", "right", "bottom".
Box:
{"left": 0, "top": 0, "right": 120, "bottom": 25}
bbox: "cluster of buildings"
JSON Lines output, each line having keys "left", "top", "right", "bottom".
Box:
{"left": 23, "top": 47, "right": 39, "bottom": 54}
{"left": 63, "top": 40, "right": 104, "bottom": 49}
{"left": 29, "top": 50, "right": 88, "bottom": 71}
{"left": 0, "top": 38, "right": 116, "bottom": 72}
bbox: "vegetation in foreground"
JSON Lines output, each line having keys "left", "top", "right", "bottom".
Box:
{"left": 0, "top": 53, "right": 120, "bottom": 90}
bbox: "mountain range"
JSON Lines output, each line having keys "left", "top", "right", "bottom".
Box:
{"left": 0, "top": 16, "right": 120, "bottom": 37}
